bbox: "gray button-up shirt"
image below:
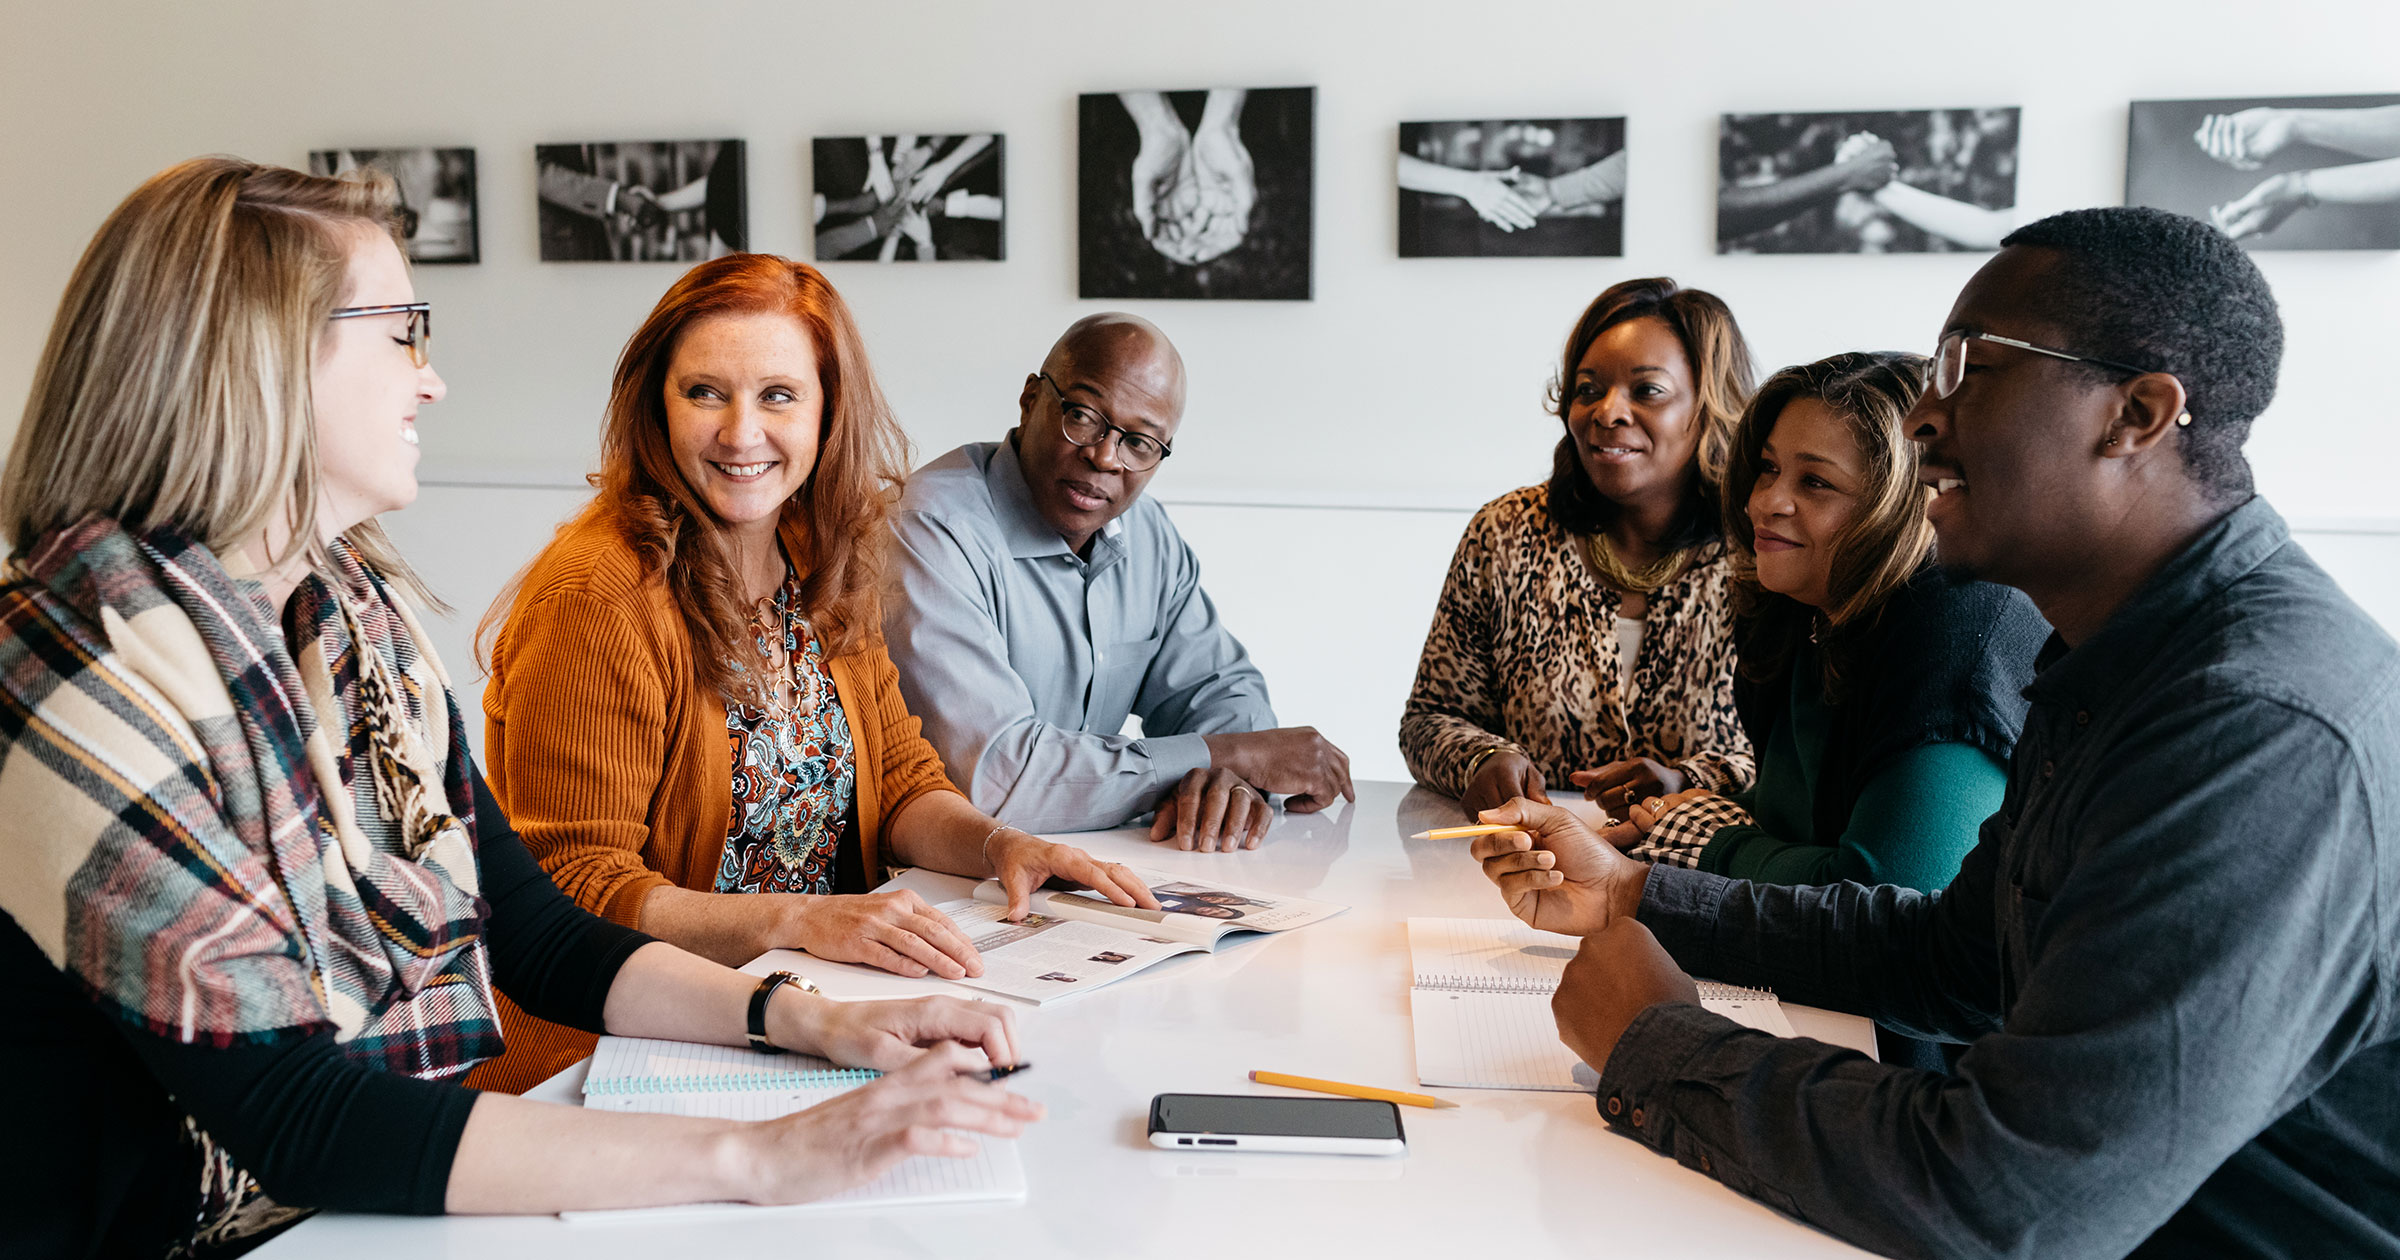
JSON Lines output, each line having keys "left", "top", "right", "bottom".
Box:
{"left": 885, "top": 440, "right": 1277, "bottom": 832}
{"left": 1598, "top": 497, "right": 2400, "bottom": 1258}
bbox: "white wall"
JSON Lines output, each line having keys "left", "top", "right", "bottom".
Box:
{"left": 9, "top": 0, "right": 2400, "bottom": 781}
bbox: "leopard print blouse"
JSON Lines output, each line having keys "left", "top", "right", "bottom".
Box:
{"left": 1400, "top": 483, "right": 1755, "bottom": 799}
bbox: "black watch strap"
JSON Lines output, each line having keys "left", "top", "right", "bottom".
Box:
{"left": 746, "top": 970, "right": 818, "bottom": 1054}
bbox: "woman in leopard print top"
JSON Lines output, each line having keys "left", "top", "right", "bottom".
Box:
{"left": 1402, "top": 279, "right": 1759, "bottom": 816}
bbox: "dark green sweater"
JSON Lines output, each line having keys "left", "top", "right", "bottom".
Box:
{"left": 1698, "top": 649, "right": 2006, "bottom": 890}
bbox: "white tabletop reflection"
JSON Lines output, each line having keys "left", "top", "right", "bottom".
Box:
{"left": 264, "top": 781, "right": 1873, "bottom": 1259}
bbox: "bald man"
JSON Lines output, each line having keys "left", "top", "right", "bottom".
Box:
{"left": 885, "top": 315, "right": 1352, "bottom": 851}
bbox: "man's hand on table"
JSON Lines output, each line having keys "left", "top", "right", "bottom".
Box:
{"left": 1150, "top": 766, "right": 1272, "bottom": 851}
{"left": 1154, "top": 728, "right": 1355, "bottom": 852}
{"left": 1554, "top": 921, "right": 1699, "bottom": 1073}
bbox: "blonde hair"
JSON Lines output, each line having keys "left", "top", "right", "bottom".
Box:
{"left": 1, "top": 155, "right": 435, "bottom": 605}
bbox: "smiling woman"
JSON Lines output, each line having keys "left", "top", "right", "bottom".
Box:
{"left": 1400, "top": 278, "right": 1760, "bottom": 821}
{"left": 470, "top": 254, "right": 1159, "bottom": 1093}
{"left": 1619, "top": 351, "right": 2047, "bottom": 944}
{"left": 0, "top": 159, "right": 1053, "bottom": 1258}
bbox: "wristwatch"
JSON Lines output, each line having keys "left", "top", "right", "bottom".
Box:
{"left": 746, "top": 969, "right": 821, "bottom": 1054}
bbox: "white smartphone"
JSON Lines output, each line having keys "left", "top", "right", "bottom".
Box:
{"left": 1146, "top": 1093, "right": 1408, "bottom": 1156}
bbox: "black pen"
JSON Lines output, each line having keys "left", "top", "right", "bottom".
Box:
{"left": 970, "top": 1061, "right": 1032, "bottom": 1082}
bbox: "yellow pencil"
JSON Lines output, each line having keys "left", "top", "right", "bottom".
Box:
{"left": 1409, "top": 823, "right": 1516, "bottom": 840}
{"left": 1249, "top": 1069, "right": 1460, "bottom": 1109}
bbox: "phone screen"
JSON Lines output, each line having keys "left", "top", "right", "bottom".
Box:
{"left": 1149, "top": 1094, "right": 1403, "bottom": 1140}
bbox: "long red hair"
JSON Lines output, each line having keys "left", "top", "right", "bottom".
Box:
{"left": 486, "top": 254, "right": 908, "bottom": 695}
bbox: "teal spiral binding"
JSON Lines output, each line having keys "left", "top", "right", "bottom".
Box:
{"left": 585, "top": 1066, "right": 882, "bottom": 1096}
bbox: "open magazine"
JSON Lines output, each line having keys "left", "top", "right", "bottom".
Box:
{"left": 879, "top": 867, "right": 1346, "bottom": 1006}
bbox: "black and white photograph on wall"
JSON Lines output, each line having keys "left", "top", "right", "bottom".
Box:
{"left": 1397, "top": 118, "right": 1625, "bottom": 258}
{"left": 1078, "top": 87, "right": 1314, "bottom": 300}
{"left": 533, "top": 140, "right": 746, "bottom": 263}
{"left": 308, "top": 148, "right": 479, "bottom": 264}
{"left": 1717, "top": 109, "right": 2019, "bottom": 254}
{"left": 811, "top": 134, "right": 1004, "bottom": 262}
{"left": 2128, "top": 94, "right": 2400, "bottom": 250}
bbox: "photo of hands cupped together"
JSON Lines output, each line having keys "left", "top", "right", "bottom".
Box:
{"left": 1078, "top": 86, "right": 1314, "bottom": 300}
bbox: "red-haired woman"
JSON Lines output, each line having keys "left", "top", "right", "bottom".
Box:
{"left": 471, "top": 254, "right": 1155, "bottom": 1092}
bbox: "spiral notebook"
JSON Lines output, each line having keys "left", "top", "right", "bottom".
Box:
{"left": 564, "top": 1036, "right": 1026, "bottom": 1221}
{"left": 1406, "top": 918, "right": 1794, "bottom": 1092}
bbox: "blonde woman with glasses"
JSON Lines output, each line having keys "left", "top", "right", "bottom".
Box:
{"left": 0, "top": 158, "right": 1037, "bottom": 1258}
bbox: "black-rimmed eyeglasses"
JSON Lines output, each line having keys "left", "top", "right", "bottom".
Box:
{"left": 330, "top": 302, "right": 433, "bottom": 368}
{"left": 1038, "top": 372, "right": 1173, "bottom": 471}
{"left": 1931, "top": 329, "right": 2158, "bottom": 401}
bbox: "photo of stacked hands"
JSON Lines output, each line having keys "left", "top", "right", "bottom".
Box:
{"left": 311, "top": 89, "right": 2400, "bottom": 271}
{"left": 812, "top": 134, "right": 1005, "bottom": 262}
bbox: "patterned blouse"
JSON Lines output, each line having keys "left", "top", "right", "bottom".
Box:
{"left": 713, "top": 573, "right": 859, "bottom": 896}
{"left": 1400, "top": 483, "right": 1755, "bottom": 798}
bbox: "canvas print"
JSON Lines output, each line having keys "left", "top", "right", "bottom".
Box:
{"left": 2129, "top": 95, "right": 2400, "bottom": 250}
{"left": 308, "top": 147, "right": 479, "bottom": 264}
{"left": 811, "top": 134, "right": 1003, "bottom": 261}
{"left": 1079, "top": 87, "right": 1314, "bottom": 300}
{"left": 1717, "top": 109, "right": 2019, "bottom": 254}
{"left": 1398, "top": 118, "right": 1625, "bottom": 257}
{"left": 534, "top": 140, "right": 746, "bottom": 262}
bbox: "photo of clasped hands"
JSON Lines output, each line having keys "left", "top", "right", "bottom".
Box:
{"left": 1395, "top": 153, "right": 1562, "bottom": 232}
{"left": 2193, "top": 104, "right": 2400, "bottom": 241}
{"left": 1120, "top": 89, "right": 1257, "bottom": 265}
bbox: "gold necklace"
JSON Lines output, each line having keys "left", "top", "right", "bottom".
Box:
{"left": 1582, "top": 531, "right": 1689, "bottom": 596}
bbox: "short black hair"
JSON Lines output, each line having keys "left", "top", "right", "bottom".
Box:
{"left": 1999, "top": 206, "right": 2282, "bottom": 502}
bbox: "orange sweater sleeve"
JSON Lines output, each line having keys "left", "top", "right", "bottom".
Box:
{"left": 859, "top": 636, "right": 964, "bottom": 845}
{"left": 484, "top": 586, "right": 677, "bottom": 928}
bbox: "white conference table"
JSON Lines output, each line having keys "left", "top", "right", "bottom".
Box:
{"left": 264, "top": 780, "right": 1875, "bottom": 1259}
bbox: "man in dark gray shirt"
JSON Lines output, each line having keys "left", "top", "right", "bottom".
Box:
{"left": 1473, "top": 207, "right": 2399, "bottom": 1257}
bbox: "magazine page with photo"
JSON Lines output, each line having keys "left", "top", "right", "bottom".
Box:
{"left": 914, "top": 898, "right": 1205, "bottom": 1005}
{"left": 1008, "top": 875, "right": 1346, "bottom": 943}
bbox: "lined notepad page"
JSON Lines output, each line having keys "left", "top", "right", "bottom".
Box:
{"left": 1406, "top": 918, "right": 1795, "bottom": 1091}
{"left": 1411, "top": 990, "right": 1585, "bottom": 1091}
{"left": 566, "top": 1036, "right": 1026, "bottom": 1221}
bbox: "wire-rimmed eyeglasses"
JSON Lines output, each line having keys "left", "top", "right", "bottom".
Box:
{"left": 1931, "top": 329, "right": 2156, "bottom": 401}
{"left": 330, "top": 302, "right": 433, "bottom": 368}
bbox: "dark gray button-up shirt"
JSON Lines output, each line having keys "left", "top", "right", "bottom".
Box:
{"left": 1600, "top": 498, "right": 2400, "bottom": 1258}
{"left": 885, "top": 439, "right": 1276, "bottom": 832}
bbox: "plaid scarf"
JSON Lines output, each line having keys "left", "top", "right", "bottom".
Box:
{"left": 0, "top": 516, "right": 499, "bottom": 1239}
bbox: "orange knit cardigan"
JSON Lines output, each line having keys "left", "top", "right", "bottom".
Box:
{"left": 465, "top": 507, "right": 960, "bottom": 1093}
